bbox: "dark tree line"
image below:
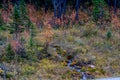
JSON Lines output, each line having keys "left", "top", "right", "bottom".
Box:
{"left": 0, "top": 0, "right": 119, "bottom": 8}
{"left": 0, "top": 0, "right": 119, "bottom": 19}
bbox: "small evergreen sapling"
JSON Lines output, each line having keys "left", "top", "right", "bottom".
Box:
{"left": 106, "top": 29, "right": 112, "bottom": 40}
{"left": 5, "top": 44, "right": 15, "bottom": 62}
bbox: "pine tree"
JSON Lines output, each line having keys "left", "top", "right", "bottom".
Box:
{"left": 29, "top": 23, "right": 36, "bottom": 47}
{"left": 0, "top": 13, "right": 4, "bottom": 38}
{"left": 5, "top": 44, "right": 15, "bottom": 61}
{"left": 0, "top": 13, "right": 6, "bottom": 31}
{"left": 0, "top": 13, "right": 3, "bottom": 26}
{"left": 19, "top": 0, "right": 27, "bottom": 20}
{"left": 10, "top": 5, "right": 24, "bottom": 39}
{"left": 92, "top": 0, "right": 107, "bottom": 21}
{"left": 19, "top": 0, "right": 30, "bottom": 31}
{"left": 13, "top": 5, "right": 21, "bottom": 33}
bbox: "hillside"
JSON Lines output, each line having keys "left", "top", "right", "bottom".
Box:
{"left": 0, "top": 0, "right": 120, "bottom": 80}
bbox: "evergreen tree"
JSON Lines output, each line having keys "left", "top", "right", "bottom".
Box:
{"left": 29, "top": 23, "right": 36, "bottom": 47}
{"left": 10, "top": 5, "right": 23, "bottom": 39}
{"left": 19, "top": 0, "right": 27, "bottom": 20}
{"left": 0, "top": 13, "right": 6, "bottom": 31}
{"left": 92, "top": 0, "right": 107, "bottom": 21}
{"left": 0, "top": 13, "right": 4, "bottom": 38}
{"left": 5, "top": 44, "right": 15, "bottom": 62}
{"left": 0, "top": 13, "right": 3, "bottom": 26}
{"left": 19, "top": 0, "right": 30, "bottom": 31}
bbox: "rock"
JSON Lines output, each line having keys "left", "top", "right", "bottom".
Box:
{"left": 88, "top": 65, "right": 95, "bottom": 68}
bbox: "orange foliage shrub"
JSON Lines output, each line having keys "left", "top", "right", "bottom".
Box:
{"left": 43, "top": 20, "right": 54, "bottom": 44}
{"left": 111, "top": 14, "right": 120, "bottom": 29}
{"left": 10, "top": 40, "right": 21, "bottom": 52}
{"left": 78, "top": 10, "right": 90, "bottom": 22}
{"left": 27, "top": 4, "right": 37, "bottom": 24}
{"left": 23, "top": 30, "right": 29, "bottom": 40}
{"left": 8, "top": 34, "right": 21, "bottom": 52}
{"left": 1, "top": 2, "right": 12, "bottom": 23}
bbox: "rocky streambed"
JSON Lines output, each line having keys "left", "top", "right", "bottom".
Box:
{"left": 57, "top": 53, "right": 95, "bottom": 80}
{"left": 66, "top": 57, "right": 95, "bottom": 80}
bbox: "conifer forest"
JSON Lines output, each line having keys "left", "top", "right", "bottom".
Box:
{"left": 0, "top": 0, "right": 120, "bottom": 80}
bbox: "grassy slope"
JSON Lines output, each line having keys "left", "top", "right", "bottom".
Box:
{"left": 26, "top": 23, "right": 119, "bottom": 79}
{"left": 0, "top": 5, "right": 120, "bottom": 79}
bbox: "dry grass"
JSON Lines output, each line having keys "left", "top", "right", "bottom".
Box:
{"left": 23, "top": 59, "right": 76, "bottom": 80}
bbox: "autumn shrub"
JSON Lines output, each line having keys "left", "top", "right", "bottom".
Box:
{"left": 111, "top": 14, "right": 120, "bottom": 29}
{"left": 43, "top": 22, "right": 53, "bottom": 53}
